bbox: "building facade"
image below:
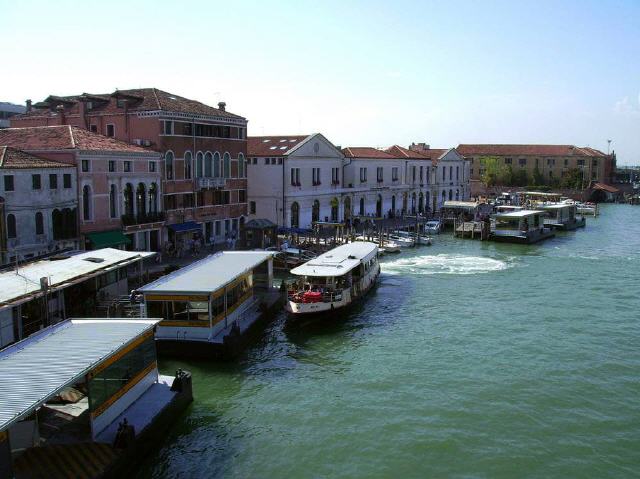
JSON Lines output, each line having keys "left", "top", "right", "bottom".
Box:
{"left": 0, "top": 126, "right": 162, "bottom": 251}
{"left": 456, "top": 144, "right": 616, "bottom": 189}
{"left": 0, "top": 147, "right": 78, "bottom": 264}
{"left": 11, "top": 88, "right": 248, "bottom": 246}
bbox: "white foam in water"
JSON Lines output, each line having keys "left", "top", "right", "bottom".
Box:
{"left": 382, "top": 254, "right": 509, "bottom": 275}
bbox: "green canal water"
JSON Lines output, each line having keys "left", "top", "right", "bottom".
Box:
{"left": 139, "top": 204, "right": 640, "bottom": 478}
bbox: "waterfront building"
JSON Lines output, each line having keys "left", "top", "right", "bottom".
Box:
{"left": 139, "top": 251, "right": 278, "bottom": 359}
{"left": 456, "top": 144, "right": 616, "bottom": 193}
{"left": 0, "top": 102, "right": 25, "bottom": 129}
{"left": 0, "top": 318, "right": 193, "bottom": 479}
{"left": 11, "top": 89, "right": 248, "bottom": 247}
{"left": 0, "top": 147, "right": 78, "bottom": 265}
{"left": 247, "top": 134, "right": 345, "bottom": 229}
{"left": 0, "top": 126, "right": 162, "bottom": 250}
{"left": 0, "top": 248, "right": 154, "bottom": 348}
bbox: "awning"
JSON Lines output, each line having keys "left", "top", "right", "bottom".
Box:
{"left": 87, "top": 230, "right": 131, "bottom": 248}
{"left": 168, "top": 221, "right": 201, "bottom": 233}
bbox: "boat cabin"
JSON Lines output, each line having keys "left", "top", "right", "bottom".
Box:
{"left": 538, "top": 204, "right": 586, "bottom": 230}
{"left": 491, "top": 210, "right": 555, "bottom": 244}
{"left": 0, "top": 319, "right": 192, "bottom": 479}
{"left": 441, "top": 201, "right": 493, "bottom": 225}
{"left": 139, "top": 251, "right": 278, "bottom": 358}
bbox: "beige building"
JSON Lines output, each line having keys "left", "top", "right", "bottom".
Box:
{"left": 457, "top": 144, "right": 615, "bottom": 187}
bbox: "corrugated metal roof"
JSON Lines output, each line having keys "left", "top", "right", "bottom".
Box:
{"left": 0, "top": 248, "right": 155, "bottom": 310}
{"left": 290, "top": 242, "right": 377, "bottom": 277}
{"left": 139, "top": 251, "right": 273, "bottom": 295}
{"left": 0, "top": 319, "right": 159, "bottom": 432}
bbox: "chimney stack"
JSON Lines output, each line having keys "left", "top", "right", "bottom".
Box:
{"left": 56, "top": 104, "right": 66, "bottom": 125}
{"left": 26, "top": 99, "right": 32, "bottom": 112}
{"left": 218, "top": 101, "right": 226, "bottom": 111}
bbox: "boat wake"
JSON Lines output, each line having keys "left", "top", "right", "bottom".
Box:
{"left": 382, "top": 254, "right": 510, "bottom": 275}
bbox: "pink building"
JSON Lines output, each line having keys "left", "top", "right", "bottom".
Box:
{"left": 0, "top": 126, "right": 163, "bottom": 250}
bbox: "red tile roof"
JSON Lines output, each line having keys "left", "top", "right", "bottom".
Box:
{"left": 0, "top": 146, "right": 71, "bottom": 169}
{"left": 15, "top": 88, "right": 245, "bottom": 121}
{"left": 456, "top": 144, "right": 608, "bottom": 157}
{"left": 591, "top": 182, "right": 619, "bottom": 193}
{"left": 342, "top": 147, "right": 399, "bottom": 159}
{"left": 248, "top": 135, "right": 309, "bottom": 156}
{"left": 0, "top": 126, "right": 157, "bottom": 154}
{"left": 387, "top": 145, "right": 448, "bottom": 160}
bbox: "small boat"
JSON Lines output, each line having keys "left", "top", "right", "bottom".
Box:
{"left": 424, "top": 220, "right": 442, "bottom": 234}
{"left": 491, "top": 209, "right": 555, "bottom": 244}
{"left": 576, "top": 202, "right": 598, "bottom": 216}
{"left": 285, "top": 242, "right": 380, "bottom": 316}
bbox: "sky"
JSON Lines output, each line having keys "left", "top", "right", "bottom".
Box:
{"left": 2, "top": 0, "right": 639, "bottom": 163}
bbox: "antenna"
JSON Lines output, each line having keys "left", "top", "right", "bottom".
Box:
{"left": 607, "top": 139, "right": 612, "bottom": 155}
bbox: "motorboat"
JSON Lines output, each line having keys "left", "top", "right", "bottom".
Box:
{"left": 424, "top": 220, "right": 442, "bottom": 234}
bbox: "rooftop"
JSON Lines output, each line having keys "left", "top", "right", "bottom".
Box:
{"left": 0, "top": 126, "right": 158, "bottom": 154}
{"left": 0, "top": 248, "right": 155, "bottom": 310}
{"left": 495, "top": 209, "right": 544, "bottom": 218}
{"left": 290, "top": 242, "right": 377, "bottom": 277}
{"left": 139, "top": 251, "right": 273, "bottom": 295}
{"left": 457, "top": 144, "right": 608, "bottom": 157}
{"left": 0, "top": 146, "right": 72, "bottom": 169}
{"left": 248, "top": 135, "right": 310, "bottom": 157}
{"left": 0, "top": 319, "right": 159, "bottom": 432}
{"left": 342, "top": 147, "right": 399, "bottom": 159}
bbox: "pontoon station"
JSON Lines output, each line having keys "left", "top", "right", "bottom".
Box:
{"left": 0, "top": 319, "right": 192, "bottom": 479}
{"left": 491, "top": 210, "right": 555, "bottom": 244}
{"left": 285, "top": 242, "right": 380, "bottom": 316}
{"left": 538, "top": 203, "right": 586, "bottom": 230}
{"left": 138, "top": 251, "right": 280, "bottom": 358}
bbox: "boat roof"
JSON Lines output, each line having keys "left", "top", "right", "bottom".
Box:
{"left": 538, "top": 203, "right": 574, "bottom": 209}
{"left": 290, "top": 242, "right": 377, "bottom": 277}
{"left": 0, "top": 319, "right": 159, "bottom": 433}
{"left": 443, "top": 201, "right": 480, "bottom": 209}
{"left": 523, "top": 191, "right": 562, "bottom": 197}
{"left": 139, "top": 251, "right": 273, "bottom": 295}
{"left": 495, "top": 209, "right": 544, "bottom": 218}
{"left": 0, "top": 249, "right": 154, "bottom": 311}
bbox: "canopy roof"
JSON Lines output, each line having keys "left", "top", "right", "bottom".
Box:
{"left": 139, "top": 251, "right": 273, "bottom": 295}
{"left": 494, "top": 209, "right": 544, "bottom": 218}
{"left": 290, "top": 242, "right": 377, "bottom": 277}
{"left": 0, "top": 319, "right": 159, "bottom": 433}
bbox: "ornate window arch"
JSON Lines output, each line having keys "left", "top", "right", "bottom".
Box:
{"left": 223, "top": 152, "right": 231, "bottom": 178}
{"left": 196, "top": 152, "right": 204, "bottom": 178}
{"left": 205, "top": 152, "right": 213, "bottom": 177}
{"left": 213, "top": 152, "right": 221, "bottom": 177}
{"left": 184, "top": 151, "right": 193, "bottom": 179}
{"left": 164, "top": 151, "right": 174, "bottom": 180}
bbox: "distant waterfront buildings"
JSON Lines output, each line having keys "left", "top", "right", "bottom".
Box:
{"left": 0, "top": 102, "right": 25, "bottom": 129}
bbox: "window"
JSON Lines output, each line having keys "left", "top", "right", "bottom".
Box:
{"left": 504, "top": 157, "right": 513, "bottom": 165}
{"left": 124, "top": 161, "right": 131, "bottom": 172}
{"left": 456, "top": 166, "right": 459, "bottom": 181}
{"left": 108, "top": 160, "right": 115, "bottom": 172}
{"left": 377, "top": 167, "right": 383, "bottom": 183}
{"left": 149, "top": 161, "right": 156, "bottom": 172}
{"left": 223, "top": 153, "right": 231, "bottom": 178}
{"left": 449, "top": 166, "right": 453, "bottom": 181}
{"left": 35, "top": 212, "right": 44, "bottom": 235}
{"left": 213, "top": 152, "right": 221, "bottom": 177}
{"left": 564, "top": 159, "right": 569, "bottom": 167}
{"left": 4, "top": 175, "right": 14, "bottom": 191}
{"left": 250, "top": 201, "right": 256, "bottom": 214}
{"left": 90, "top": 124, "right": 98, "bottom": 133}
{"left": 6, "top": 214, "right": 16, "bottom": 239}
{"left": 419, "top": 166, "right": 424, "bottom": 182}
{"left": 290, "top": 167, "right": 300, "bottom": 186}
{"left": 109, "top": 184, "right": 117, "bottom": 218}
{"left": 205, "top": 152, "right": 213, "bottom": 177}
{"left": 312, "top": 168, "right": 321, "bottom": 185}
{"left": 442, "top": 167, "right": 446, "bottom": 181}
{"left": 359, "top": 167, "right": 367, "bottom": 183}
{"left": 49, "top": 174, "right": 58, "bottom": 189}
{"left": 163, "top": 120, "right": 174, "bottom": 135}
{"left": 238, "top": 190, "right": 246, "bottom": 203}
{"left": 359, "top": 197, "right": 365, "bottom": 215}
{"left": 82, "top": 185, "right": 91, "bottom": 220}
{"left": 63, "top": 174, "right": 72, "bottom": 188}
{"left": 81, "top": 160, "right": 89, "bottom": 172}
{"left": 412, "top": 166, "right": 416, "bottom": 182}
{"left": 332, "top": 167, "right": 340, "bottom": 184}
{"left": 519, "top": 158, "right": 527, "bottom": 167}
{"left": 183, "top": 193, "right": 194, "bottom": 208}
{"left": 184, "top": 152, "right": 192, "bottom": 179}
{"left": 577, "top": 159, "right": 585, "bottom": 167}
{"left": 264, "top": 158, "right": 270, "bottom": 165}
{"left": 106, "top": 124, "right": 115, "bottom": 137}
{"left": 32, "top": 174, "right": 41, "bottom": 190}
{"left": 238, "top": 154, "right": 246, "bottom": 178}
{"left": 547, "top": 158, "right": 555, "bottom": 166}
{"left": 165, "top": 151, "right": 174, "bottom": 180}
{"left": 392, "top": 167, "right": 399, "bottom": 181}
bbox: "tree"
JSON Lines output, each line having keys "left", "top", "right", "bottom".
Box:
{"left": 532, "top": 165, "right": 545, "bottom": 186}
{"left": 479, "top": 156, "right": 507, "bottom": 187}
{"left": 560, "top": 168, "right": 585, "bottom": 190}
{"left": 515, "top": 169, "right": 529, "bottom": 187}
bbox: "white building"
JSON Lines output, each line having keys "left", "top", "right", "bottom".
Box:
{"left": 0, "top": 147, "right": 78, "bottom": 264}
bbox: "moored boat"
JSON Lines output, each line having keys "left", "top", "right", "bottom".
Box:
{"left": 285, "top": 242, "right": 380, "bottom": 316}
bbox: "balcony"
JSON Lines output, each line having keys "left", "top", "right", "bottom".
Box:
{"left": 198, "top": 177, "right": 226, "bottom": 190}
{"left": 121, "top": 212, "right": 166, "bottom": 226}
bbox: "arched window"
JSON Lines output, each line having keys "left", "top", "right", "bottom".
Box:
{"left": 62, "top": 208, "right": 77, "bottom": 239}
{"left": 441, "top": 190, "right": 446, "bottom": 203}
{"left": 418, "top": 193, "right": 424, "bottom": 214}
{"left": 6, "top": 214, "right": 16, "bottom": 239}
{"left": 123, "top": 183, "right": 134, "bottom": 216}
{"left": 204, "top": 152, "right": 213, "bottom": 177}
{"left": 109, "top": 184, "right": 117, "bottom": 218}
{"left": 456, "top": 189, "right": 460, "bottom": 200}
{"left": 213, "top": 152, "right": 221, "bottom": 177}
{"left": 82, "top": 185, "right": 91, "bottom": 221}
{"left": 376, "top": 195, "right": 382, "bottom": 218}
{"left": 312, "top": 199, "right": 320, "bottom": 223}
{"left": 359, "top": 197, "right": 365, "bottom": 216}
{"left": 52, "top": 209, "right": 61, "bottom": 240}
{"left": 330, "top": 197, "right": 339, "bottom": 222}
{"left": 449, "top": 166, "right": 453, "bottom": 181}
{"left": 196, "top": 152, "right": 204, "bottom": 178}
{"left": 136, "top": 183, "right": 147, "bottom": 217}
{"left": 238, "top": 153, "right": 246, "bottom": 178}
{"left": 35, "top": 212, "right": 44, "bottom": 235}
{"left": 165, "top": 151, "right": 174, "bottom": 180}
{"left": 223, "top": 153, "right": 231, "bottom": 178}
{"left": 184, "top": 151, "right": 192, "bottom": 180}
{"left": 291, "top": 202, "right": 300, "bottom": 228}
{"left": 148, "top": 183, "right": 158, "bottom": 214}
{"left": 402, "top": 193, "right": 408, "bottom": 212}
{"left": 344, "top": 197, "right": 351, "bottom": 220}
{"left": 449, "top": 189, "right": 453, "bottom": 201}
{"left": 391, "top": 195, "right": 396, "bottom": 214}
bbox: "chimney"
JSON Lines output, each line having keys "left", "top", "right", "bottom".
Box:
{"left": 56, "top": 104, "right": 66, "bottom": 125}
{"left": 26, "top": 99, "right": 32, "bottom": 112}
{"left": 218, "top": 101, "right": 226, "bottom": 111}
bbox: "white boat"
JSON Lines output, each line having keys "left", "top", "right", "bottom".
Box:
{"left": 354, "top": 235, "right": 401, "bottom": 253}
{"left": 285, "top": 242, "right": 380, "bottom": 316}
{"left": 424, "top": 220, "right": 442, "bottom": 234}
{"left": 576, "top": 202, "right": 598, "bottom": 216}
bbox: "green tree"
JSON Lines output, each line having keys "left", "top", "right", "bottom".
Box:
{"left": 515, "top": 169, "right": 529, "bottom": 187}
{"left": 501, "top": 165, "right": 515, "bottom": 185}
{"left": 560, "top": 168, "right": 584, "bottom": 190}
{"left": 532, "top": 165, "right": 545, "bottom": 186}
{"left": 479, "top": 156, "right": 507, "bottom": 187}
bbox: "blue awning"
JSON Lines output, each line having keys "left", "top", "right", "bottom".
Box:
{"left": 168, "top": 221, "right": 202, "bottom": 233}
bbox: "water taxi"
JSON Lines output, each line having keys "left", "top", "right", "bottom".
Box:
{"left": 285, "top": 242, "right": 380, "bottom": 316}
{"left": 491, "top": 210, "right": 555, "bottom": 244}
{"left": 538, "top": 203, "right": 586, "bottom": 230}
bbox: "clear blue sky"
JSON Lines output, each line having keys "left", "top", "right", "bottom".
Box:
{"left": 3, "top": 0, "right": 639, "bottom": 163}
